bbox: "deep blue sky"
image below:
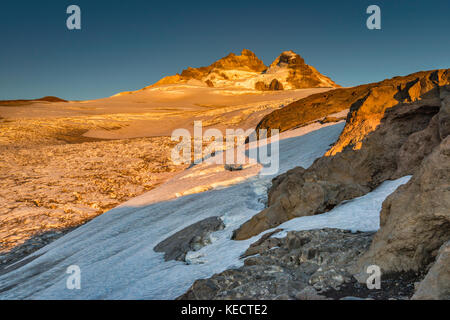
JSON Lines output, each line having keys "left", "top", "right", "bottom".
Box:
{"left": 0, "top": 0, "right": 449, "bottom": 100}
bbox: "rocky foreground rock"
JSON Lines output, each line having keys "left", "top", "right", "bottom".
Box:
{"left": 179, "top": 229, "right": 422, "bottom": 300}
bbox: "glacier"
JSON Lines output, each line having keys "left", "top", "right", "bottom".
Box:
{"left": 0, "top": 121, "right": 411, "bottom": 299}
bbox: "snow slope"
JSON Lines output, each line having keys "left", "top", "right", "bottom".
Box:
{"left": 0, "top": 121, "right": 410, "bottom": 299}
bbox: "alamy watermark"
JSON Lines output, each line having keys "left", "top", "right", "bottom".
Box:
{"left": 366, "top": 265, "right": 382, "bottom": 289}
{"left": 65, "top": 5, "right": 380, "bottom": 31}
{"left": 66, "top": 265, "right": 81, "bottom": 290}
{"left": 66, "top": 5, "right": 81, "bottom": 30}
{"left": 366, "top": 5, "right": 381, "bottom": 30}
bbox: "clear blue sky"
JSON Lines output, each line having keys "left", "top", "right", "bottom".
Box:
{"left": 0, "top": 0, "right": 449, "bottom": 100}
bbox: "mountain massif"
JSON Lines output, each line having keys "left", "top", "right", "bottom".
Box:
{"left": 147, "top": 49, "right": 339, "bottom": 91}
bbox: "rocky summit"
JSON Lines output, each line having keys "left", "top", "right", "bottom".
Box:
{"left": 264, "top": 50, "right": 339, "bottom": 89}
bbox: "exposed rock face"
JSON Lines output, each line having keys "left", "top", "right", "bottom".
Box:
{"left": 266, "top": 51, "right": 338, "bottom": 89}
{"left": 326, "top": 70, "right": 449, "bottom": 156}
{"left": 179, "top": 229, "right": 374, "bottom": 300}
{"left": 412, "top": 241, "right": 450, "bottom": 300}
{"left": 354, "top": 135, "right": 450, "bottom": 274}
{"left": 255, "top": 85, "right": 366, "bottom": 135}
{"left": 149, "top": 49, "right": 339, "bottom": 90}
{"left": 154, "top": 217, "right": 224, "bottom": 262}
{"left": 350, "top": 86, "right": 450, "bottom": 281}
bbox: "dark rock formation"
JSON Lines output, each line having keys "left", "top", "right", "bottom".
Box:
{"left": 319, "top": 116, "right": 347, "bottom": 124}
{"left": 255, "top": 79, "right": 284, "bottom": 91}
{"left": 230, "top": 69, "right": 450, "bottom": 299}
{"left": 224, "top": 164, "right": 243, "bottom": 171}
{"left": 350, "top": 85, "right": 450, "bottom": 280}
{"left": 178, "top": 229, "right": 374, "bottom": 300}
{"left": 234, "top": 99, "right": 442, "bottom": 240}
{"left": 154, "top": 216, "right": 225, "bottom": 262}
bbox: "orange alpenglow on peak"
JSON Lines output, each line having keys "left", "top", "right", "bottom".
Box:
{"left": 146, "top": 49, "right": 339, "bottom": 90}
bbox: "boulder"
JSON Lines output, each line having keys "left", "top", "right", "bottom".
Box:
{"left": 154, "top": 216, "right": 224, "bottom": 262}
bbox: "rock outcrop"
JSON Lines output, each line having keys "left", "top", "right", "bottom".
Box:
{"left": 255, "top": 79, "right": 284, "bottom": 91}
{"left": 234, "top": 69, "right": 450, "bottom": 241}
{"left": 154, "top": 216, "right": 225, "bottom": 262}
{"left": 179, "top": 228, "right": 422, "bottom": 300}
{"left": 354, "top": 135, "right": 450, "bottom": 274}
{"left": 179, "top": 229, "right": 374, "bottom": 300}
